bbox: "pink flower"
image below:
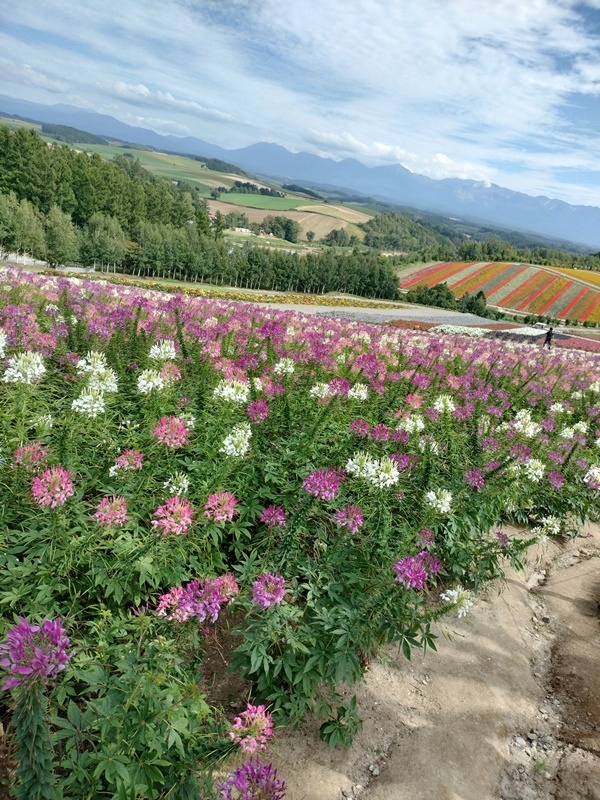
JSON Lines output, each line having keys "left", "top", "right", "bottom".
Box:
{"left": 349, "top": 418, "right": 370, "bottom": 438}
{"left": 252, "top": 573, "right": 286, "bottom": 608}
{"left": 334, "top": 504, "right": 363, "bottom": 534}
{"left": 229, "top": 703, "right": 274, "bottom": 754}
{"left": 13, "top": 442, "right": 49, "bottom": 473}
{"left": 405, "top": 393, "right": 423, "bottom": 409}
{"left": 204, "top": 491, "right": 238, "bottom": 522}
{"left": 0, "top": 617, "right": 71, "bottom": 691}
{"left": 156, "top": 574, "right": 239, "bottom": 623}
{"left": 303, "top": 468, "right": 345, "bottom": 501}
{"left": 370, "top": 423, "right": 390, "bottom": 442}
{"left": 247, "top": 399, "right": 269, "bottom": 424}
{"left": 113, "top": 449, "right": 143, "bottom": 472}
{"left": 31, "top": 466, "right": 74, "bottom": 508}
{"left": 152, "top": 496, "right": 194, "bottom": 535}
{"left": 392, "top": 551, "right": 442, "bottom": 590}
{"left": 153, "top": 416, "right": 188, "bottom": 448}
{"left": 93, "top": 496, "right": 128, "bottom": 527}
{"left": 160, "top": 362, "right": 182, "bottom": 383}
{"left": 259, "top": 505, "right": 287, "bottom": 528}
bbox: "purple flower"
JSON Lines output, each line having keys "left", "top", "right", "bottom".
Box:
{"left": 219, "top": 757, "right": 286, "bottom": 800}
{"left": 259, "top": 505, "right": 287, "bottom": 528}
{"left": 0, "top": 617, "right": 72, "bottom": 690}
{"left": 495, "top": 530, "right": 509, "bottom": 547}
{"left": 464, "top": 469, "right": 485, "bottom": 490}
{"left": 392, "top": 551, "right": 442, "bottom": 591}
{"left": 334, "top": 504, "right": 364, "bottom": 534}
{"left": 417, "top": 527, "right": 435, "bottom": 549}
{"left": 548, "top": 471, "right": 565, "bottom": 490}
{"left": 370, "top": 423, "right": 390, "bottom": 442}
{"left": 349, "top": 418, "right": 370, "bottom": 438}
{"left": 252, "top": 573, "right": 286, "bottom": 609}
{"left": 303, "top": 468, "right": 345, "bottom": 501}
{"left": 247, "top": 399, "right": 269, "bottom": 424}
{"left": 481, "top": 437, "right": 499, "bottom": 451}
{"left": 156, "top": 575, "right": 239, "bottom": 623}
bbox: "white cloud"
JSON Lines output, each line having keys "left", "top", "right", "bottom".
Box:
{"left": 126, "top": 115, "right": 190, "bottom": 136}
{"left": 0, "top": 59, "right": 67, "bottom": 93}
{"left": 113, "top": 81, "right": 234, "bottom": 122}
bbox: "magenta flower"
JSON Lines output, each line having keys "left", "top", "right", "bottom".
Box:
{"left": 204, "top": 491, "right": 238, "bottom": 522}
{"left": 417, "top": 527, "right": 435, "bottom": 549}
{"left": 92, "top": 496, "right": 128, "bottom": 527}
{"left": 370, "top": 423, "right": 390, "bottom": 442}
{"left": 392, "top": 551, "right": 442, "bottom": 590}
{"left": 0, "top": 617, "right": 71, "bottom": 690}
{"left": 229, "top": 703, "right": 274, "bottom": 754}
{"left": 464, "top": 469, "right": 485, "bottom": 490}
{"left": 159, "top": 362, "right": 182, "bottom": 383}
{"left": 252, "top": 573, "right": 286, "bottom": 608}
{"left": 152, "top": 496, "right": 194, "bottom": 535}
{"left": 247, "top": 399, "right": 269, "bottom": 424}
{"left": 218, "top": 757, "right": 286, "bottom": 800}
{"left": 303, "top": 468, "right": 345, "bottom": 501}
{"left": 259, "top": 505, "right": 287, "bottom": 528}
{"left": 349, "top": 418, "right": 370, "bottom": 438}
{"left": 31, "top": 466, "right": 74, "bottom": 508}
{"left": 405, "top": 393, "right": 423, "bottom": 409}
{"left": 156, "top": 575, "right": 239, "bottom": 623}
{"left": 153, "top": 416, "right": 189, "bottom": 448}
{"left": 495, "top": 530, "right": 509, "bottom": 547}
{"left": 334, "top": 504, "right": 363, "bottom": 534}
{"left": 111, "top": 449, "right": 143, "bottom": 475}
{"left": 13, "top": 442, "right": 49, "bottom": 473}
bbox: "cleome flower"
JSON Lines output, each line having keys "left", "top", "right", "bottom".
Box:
{"left": 148, "top": 339, "right": 177, "bottom": 361}
{"left": 218, "top": 757, "right": 286, "bottom": 800}
{"left": 229, "top": 703, "right": 274, "bottom": 754}
{"left": 440, "top": 586, "right": 475, "bottom": 618}
{"left": 0, "top": 617, "right": 72, "bottom": 691}
{"left": 424, "top": 488, "right": 453, "bottom": 515}
{"left": 220, "top": 423, "right": 252, "bottom": 458}
{"left": 31, "top": 466, "right": 74, "bottom": 508}
{"left": 71, "top": 388, "right": 106, "bottom": 418}
{"left": 152, "top": 496, "right": 194, "bottom": 535}
{"left": 212, "top": 379, "right": 250, "bottom": 404}
{"left": 252, "top": 573, "right": 286, "bottom": 608}
{"left": 3, "top": 351, "right": 46, "bottom": 385}
{"left": 156, "top": 575, "right": 238, "bottom": 623}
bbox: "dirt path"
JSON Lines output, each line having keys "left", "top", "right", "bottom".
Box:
{"left": 271, "top": 527, "right": 600, "bottom": 800}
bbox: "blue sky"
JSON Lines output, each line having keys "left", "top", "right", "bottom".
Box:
{"left": 2, "top": 0, "right": 600, "bottom": 206}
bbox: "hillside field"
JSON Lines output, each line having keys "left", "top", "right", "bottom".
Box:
{"left": 400, "top": 261, "right": 600, "bottom": 322}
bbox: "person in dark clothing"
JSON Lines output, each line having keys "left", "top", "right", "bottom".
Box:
{"left": 543, "top": 327, "right": 554, "bottom": 348}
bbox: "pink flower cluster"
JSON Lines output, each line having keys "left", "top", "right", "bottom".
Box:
{"left": 229, "top": 703, "right": 274, "bottom": 754}
{"left": 152, "top": 496, "right": 194, "bottom": 535}
{"left": 156, "top": 574, "right": 239, "bottom": 623}
{"left": 334, "top": 504, "right": 363, "bottom": 534}
{"left": 259, "top": 505, "right": 287, "bottom": 528}
{"left": 392, "top": 551, "right": 443, "bottom": 590}
{"left": 204, "top": 491, "right": 238, "bottom": 522}
{"left": 303, "top": 468, "right": 345, "bottom": 501}
{"left": 252, "top": 573, "right": 286, "bottom": 609}
{"left": 111, "top": 449, "right": 143, "bottom": 475}
{"left": 31, "top": 466, "right": 74, "bottom": 508}
{"left": 13, "top": 441, "right": 49, "bottom": 473}
{"left": 93, "top": 495, "right": 128, "bottom": 527}
{"left": 0, "top": 617, "right": 71, "bottom": 690}
{"left": 153, "top": 416, "right": 188, "bottom": 448}
{"left": 247, "top": 399, "right": 269, "bottom": 424}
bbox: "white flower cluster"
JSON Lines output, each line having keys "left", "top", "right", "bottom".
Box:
{"left": 273, "top": 358, "right": 295, "bottom": 375}
{"left": 220, "top": 423, "right": 252, "bottom": 458}
{"left": 424, "top": 488, "right": 453, "bottom": 515}
{"left": 0, "top": 328, "right": 7, "bottom": 360}
{"left": 3, "top": 351, "right": 46, "bottom": 385}
{"left": 549, "top": 402, "right": 568, "bottom": 414}
{"left": 76, "top": 351, "right": 108, "bottom": 374}
{"left": 396, "top": 414, "right": 426, "bottom": 434}
{"left": 510, "top": 409, "right": 541, "bottom": 438}
{"left": 571, "top": 390, "right": 584, "bottom": 400}
{"left": 149, "top": 339, "right": 177, "bottom": 362}
{"left": 531, "top": 516, "right": 561, "bottom": 539}
{"left": 32, "top": 413, "right": 53, "bottom": 433}
{"left": 309, "top": 382, "right": 331, "bottom": 399}
{"left": 212, "top": 379, "right": 250, "bottom": 403}
{"left": 418, "top": 436, "right": 441, "bottom": 455}
{"left": 163, "top": 472, "right": 190, "bottom": 496}
{"left": 350, "top": 332, "right": 372, "bottom": 344}
{"left": 433, "top": 394, "right": 456, "bottom": 414}
{"left": 345, "top": 451, "right": 400, "bottom": 488}
{"left": 71, "top": 388, "right": 106, "bottom": 418}
{"left": 589, "top": 380, "right": 600, "bottom": 393}
{"left": 523, "top": 458, "right": 545, "bottom": 482}
{"left": 440, "top": 586, "right": 475, "bottom": 618}
{"left": 137, "top": 369, "right": 166, "bottom": 395}
{"left": 86, "top": 367, "right": 119, "bottom": 394}
{"left": 429, "top": 325, "right": 488, "bottom": 337}
{"left": 583, "top": 464, "right": 600, "bottom": 488}
{"left": 178, "top": 412, "right": 196, "bottom": 430}
{"left": 348, "top": 383, "right": 369, "bottom": 401}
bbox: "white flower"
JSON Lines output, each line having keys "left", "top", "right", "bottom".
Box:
{"left": 149, "top": 339, "right": 177, "bottom": 361}
{"left": 212, "top": 379, "right": 250, "bottom": 403}
{"left": 549, "top": 402, "right": 566, "bottom": 414}
{"left": 583, "top": 465, "right": 600, "bottom": 488}
{"left": 309, "top": 382, "right": 332, "bottom": 399}
{"left": 396, "top": 414, "right": 425, "bottom": 434}
{"left": 429, "top": 325, "right": 487, "bottom": 337}
{"left": 524, "top": 458, "right": 545, "bottom": 482}
{"left": 86, "top": 367, "right": 118, "bottom": 394}
{"left": 348, "top": 383, "right": 369, "bottom": 401}
{"left": 589, "top": 381, "right": 600, "bottom": 394}
{"left": 3, "top": 351, "right": 46, "bottom": 384}
{"left": 345, "top": 451, "right": 378, "bottom": 481}
{"left": 440, "top": 586, "right": 475, "bottom": 618}
{"left": 371, "top": 457, "right": 400, "bottom": 488}
{"left": 560, "top": 426, "right": 575, "bottom": 440}
{"left": 71, "top": 388, "right": 106, "bottom": 418}
{"left": 179, "top": 412, "right": 196, "bottom": 429}
{"left": 433, "top": 394, "right": 456, "bottom": 414}
{"left": 76, "top": 351, "right": 107, "bottom": 375}
{"left": 418, "top": 436, "right": 440, "bottom": 455}
{"left": 163, "top": 472, "right": 190, "bottom": 496}
{"left": 425, "top": 488, "right": 453, "bottom": 515}
{"left": 33, "top": 413, "right": 53, "bottom": 433}
{"left": 273, "top": 358, "right": 295, "bottom": 375}
{"left": 531, "top": 516, "right": 561, "bottom": 538}
{"left": 220, "top": 423, "right": 252, "bottom": 458}
{"left": 0, "top": 328, "right": 7, "bottom": 359}
{"left": 345, "top": 451, "right": 399, "bottom": 488}
{"left": 571, "top": 390, "right": 584, "bottom": 399}
{"left": 137, "top": 369, "right": 166, "bottom": 395}
{"left": 573, "top": 421, "right": 589, "bottom": 434}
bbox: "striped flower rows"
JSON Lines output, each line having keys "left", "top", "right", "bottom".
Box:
{"left": 401, "top": 261, "right": 600, "bottom": 321}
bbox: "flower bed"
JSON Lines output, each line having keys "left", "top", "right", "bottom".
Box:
{"left": 2, "top": 266, "right": 600, "bottom": 797}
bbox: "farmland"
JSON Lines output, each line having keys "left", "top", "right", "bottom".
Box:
{"left": 400, "top": 261, "right": 600, "bottom": 322}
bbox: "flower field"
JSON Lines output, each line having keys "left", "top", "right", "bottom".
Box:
{"left": 400, "top": 261, "right": 600, "bottom": 321}
{"left": 3, "top": 266, "right": 600, "bottom": 798}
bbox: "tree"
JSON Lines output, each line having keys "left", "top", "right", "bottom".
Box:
{"left": 45, "top": 204, "right": 79, "bottom": 266}
{"left": 306, "top": 230, "right": 315, "bottom": 243}
{"left": 212, "top": 211, "right": 226, "bottom": 239}
{"left": 13, "top": 199, "right": 46, "bottom": 261}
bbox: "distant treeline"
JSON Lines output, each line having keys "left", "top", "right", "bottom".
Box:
{"left": 0, "top": 127, "right": 399, "bottom": 298}
{"left": 41, "top": 124, "right": 109, "bottom": 145}
{"left": 227, "top": 181, "right": 285, "bottom": 197}
{"left": 282, "top": 184, "right": 323, "bottom": 200}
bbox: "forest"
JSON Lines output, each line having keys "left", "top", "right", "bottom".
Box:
{"left": 0, "top": 127, "right": 399, "bottom": 298}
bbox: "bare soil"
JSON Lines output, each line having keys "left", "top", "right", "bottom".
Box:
{"left": 270, "top": 526, "right": 600, "bottom": 800}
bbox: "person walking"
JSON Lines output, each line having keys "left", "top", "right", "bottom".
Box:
{"left": 543, "top": 326, "right": 554, "bottom": 349}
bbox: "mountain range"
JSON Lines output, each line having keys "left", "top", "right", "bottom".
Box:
{"left": 2, "top": 94, "right": 600, "bottom": 250}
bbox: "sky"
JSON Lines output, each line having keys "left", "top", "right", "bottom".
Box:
{"left": 2, "top": 0, "right": 600, "bottom": 207}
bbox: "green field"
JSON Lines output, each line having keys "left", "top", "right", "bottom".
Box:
{"left": 214, "top": 193, "right": 318, "bottom": 210}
